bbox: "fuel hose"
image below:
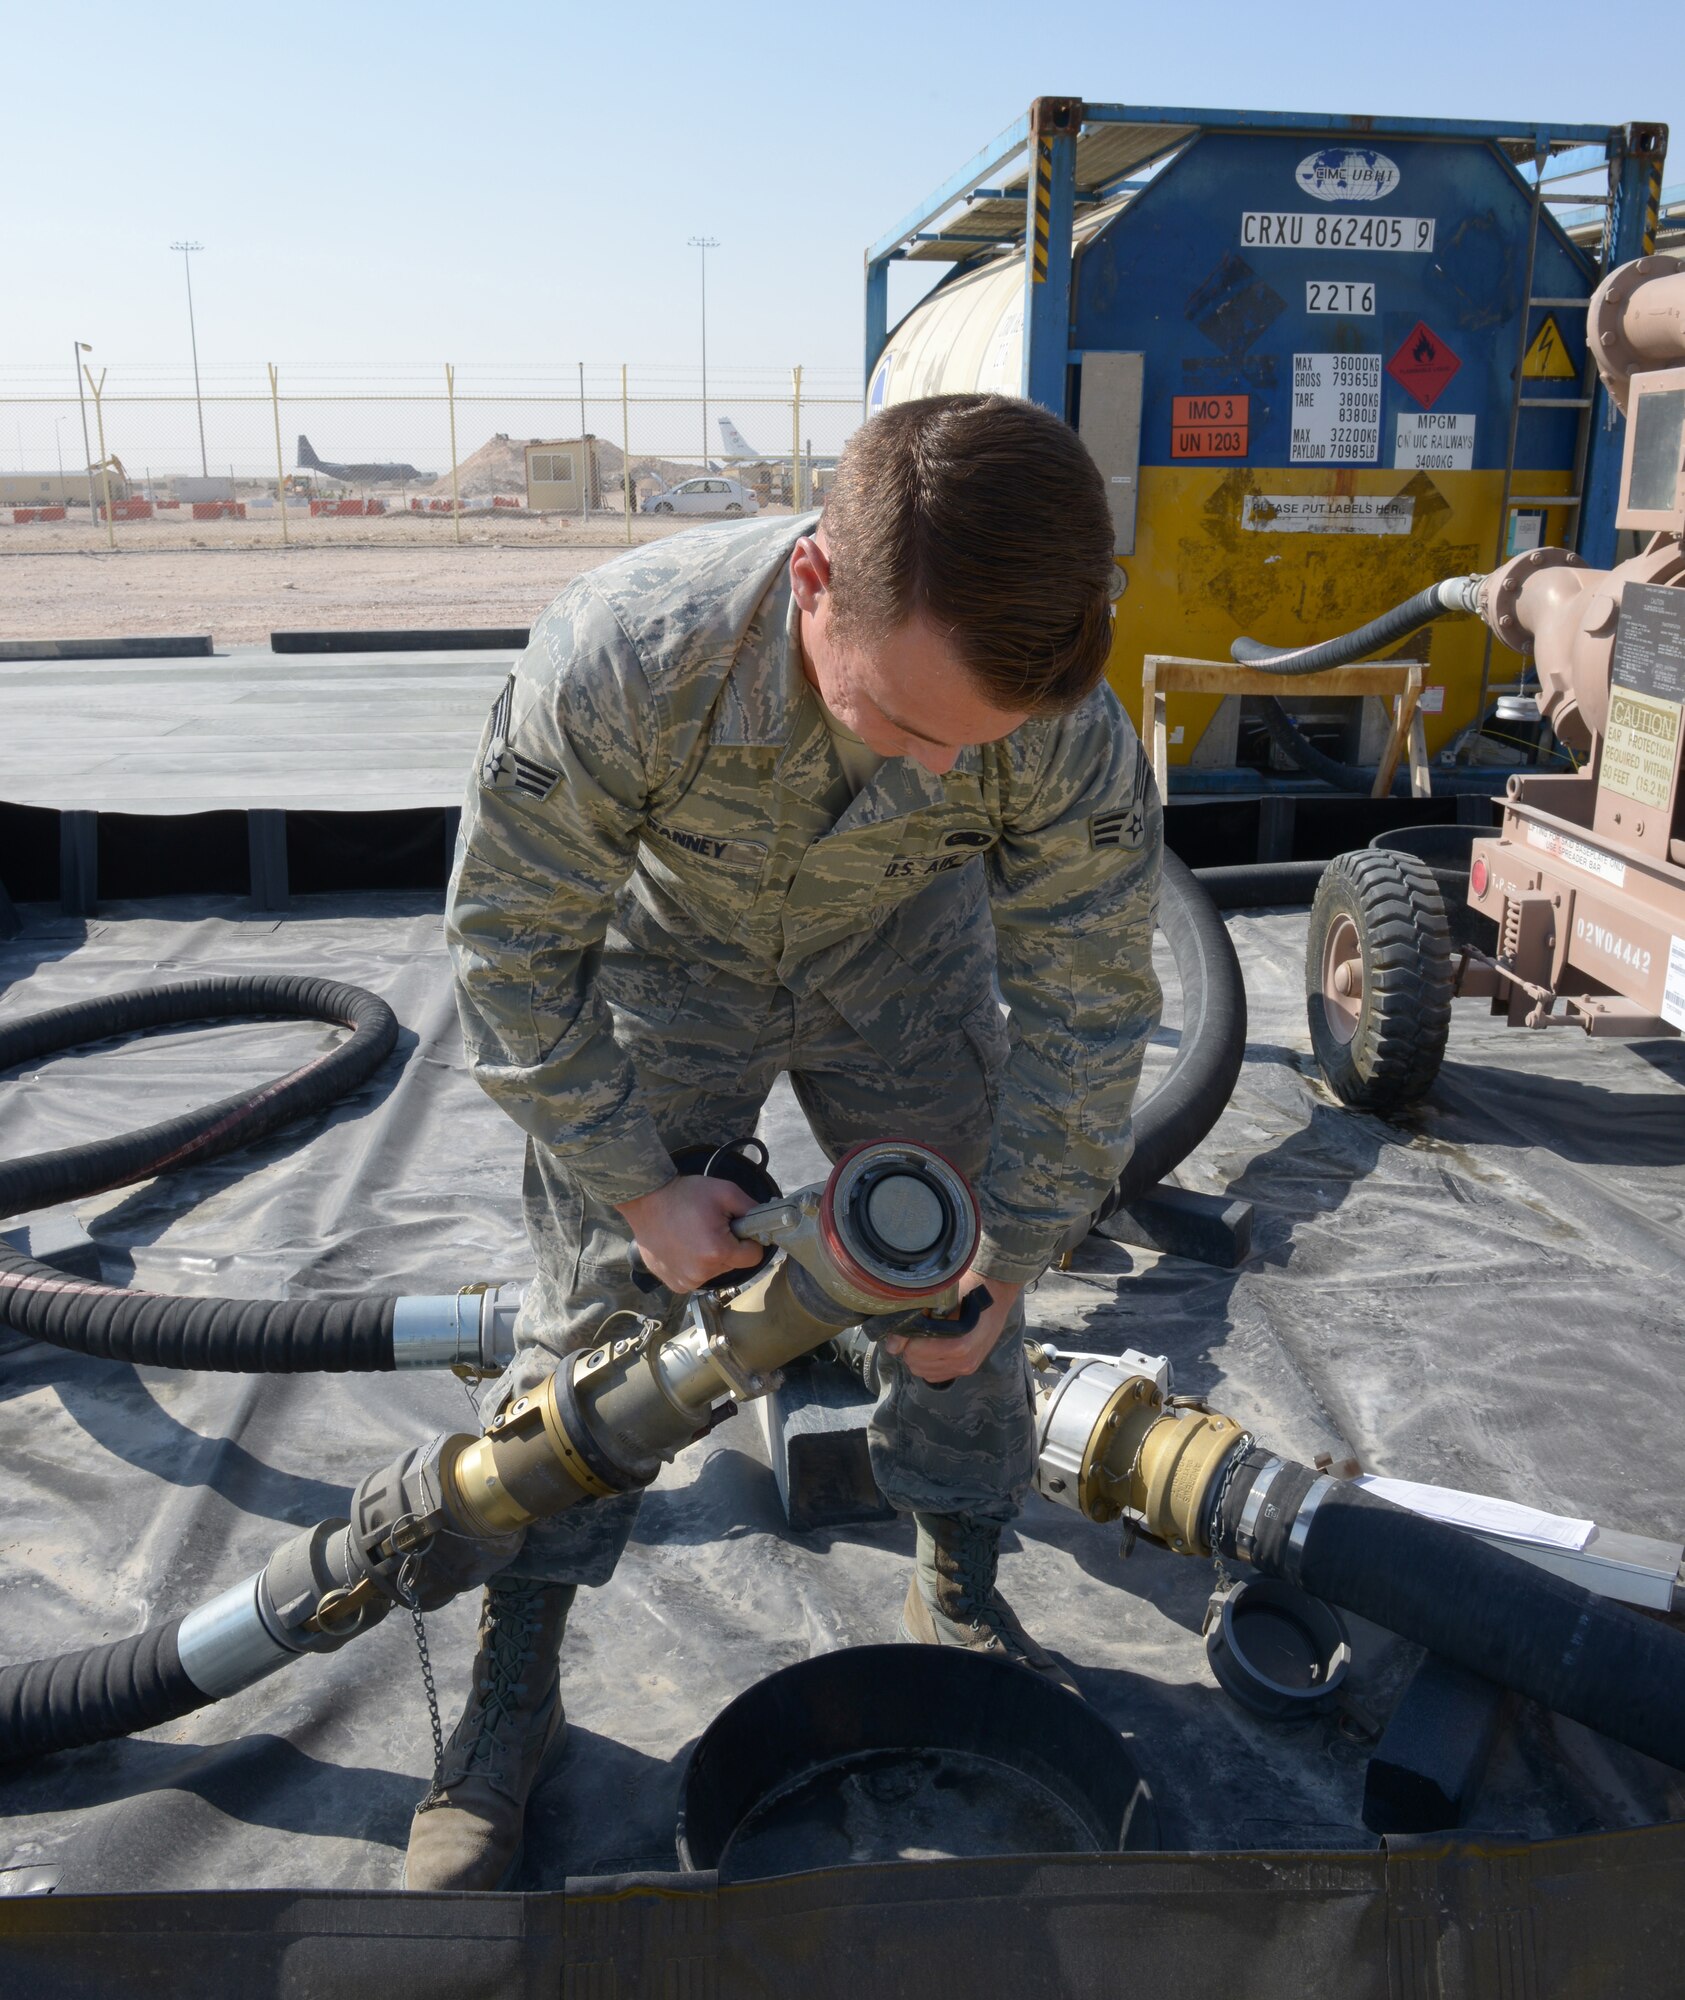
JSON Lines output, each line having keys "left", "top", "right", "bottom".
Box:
{"left": 1096, "top": 850, "right": 1246, "bottom": 1223}
{"left": 3, "top": 864, "right": 1254, "bottom": 1372}
{"left": 0, "top": 975, "right": 410, "bottom": 1370}
{"left": 1229, "top": 576, "right": 1486, "bottom": 795}
{"left": 1230, "top": 576, "right": 1484, "bottom": 677}
{"left": 1208, "top": 1452, "right": 1685, "bottom": 1773}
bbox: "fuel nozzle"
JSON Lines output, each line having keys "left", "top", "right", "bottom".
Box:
{"left": 736, "top": 1139, "right": 980, "bottom": 1319}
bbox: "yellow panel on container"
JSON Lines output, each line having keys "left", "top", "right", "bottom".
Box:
{"left": 1105, "top": 465, "right": 1576, "bottom": 762}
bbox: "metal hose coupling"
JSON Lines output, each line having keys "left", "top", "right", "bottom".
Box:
{"left": 390, "top": 1284, "right": 524, "bottom": 1375}
{"left": 174, "top": 1137, "right": 984, "bottom": 1700}
{"left": 1434, "top": 574, "right": 1487, "bottom": 618}
{"left": 1032, "top": 1353, "right": 1249, "bottom": 1555}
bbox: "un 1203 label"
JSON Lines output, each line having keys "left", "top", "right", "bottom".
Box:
{"left": 1243, "top": 212, "right": 1435, "bottom": 251}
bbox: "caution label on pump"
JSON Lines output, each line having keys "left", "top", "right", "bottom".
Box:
{"left": 1602, "top": 687, "right": 1682, "bottom": 809}
{"left": 1522, "top": 317, "right": 1578, "bottom": 380}
{"left": 1170, "top": 394, "right": 1249, "bottom": 458}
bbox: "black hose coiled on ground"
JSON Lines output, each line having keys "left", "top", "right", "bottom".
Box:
{"left": 0, "top": 1619, "right": 209, "bottom": 1766}
{"left": 1211, "top": 1451, "right": 1685, "bottom": 1773}
{"left": 0, "top": 976, "right": 401, "bottom": 1370}
{"left": 1192, "top": 860, "right": 1326, "bottom": 911}
{"left": 1096, "top": 851, "right": 1246, "bottom": 1226}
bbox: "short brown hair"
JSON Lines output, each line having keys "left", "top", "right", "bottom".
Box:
{"left": 821, "top": 393, "right": 1116, "bottom": 712}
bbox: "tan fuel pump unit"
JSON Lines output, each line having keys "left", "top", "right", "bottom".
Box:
{"left": 1304, "top": 253, "right": 1685, "bottom": 1107}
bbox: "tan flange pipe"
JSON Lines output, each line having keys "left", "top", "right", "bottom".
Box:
{"left": 1588, "top": 253, "right": 1685, "bottom": 412}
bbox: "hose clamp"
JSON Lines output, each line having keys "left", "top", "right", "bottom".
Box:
{"left": 176, "top": 1570, "right": 296, "bottom": 1697}
{"left": 1233, "top": 1457, "right": 1285, "bottom": 1565}
{"left": 1283, "top": 1474, "right": 1337, "bottom": 1587}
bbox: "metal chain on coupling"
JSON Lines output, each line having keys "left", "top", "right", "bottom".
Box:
{"left": 395, "top": 1546, "right": 447, "bottom": 1811}
{"left": 1205, "top": 1431, "right": 1256, "bottom": 1568}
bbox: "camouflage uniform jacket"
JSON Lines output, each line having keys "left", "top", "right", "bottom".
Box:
{"left": 448, "top": 514, "right": 1162, "bottom": 1285}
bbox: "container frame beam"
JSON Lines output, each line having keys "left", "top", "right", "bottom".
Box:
{"left": 863, "top": 100, "right": 1656, "bottom": 398}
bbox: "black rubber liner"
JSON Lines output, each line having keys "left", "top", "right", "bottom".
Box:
{"left": 0, "top": 635, "right": 214, "bottom": 662}
{"left": 5, "top": 1831, "right": 1685, "bottom": 1999}
{"left": 269, "top": 628, "right": 530, "bottom": 653}
{"left": 676, "top": 1644, "right": 1157, "bottom": 1877}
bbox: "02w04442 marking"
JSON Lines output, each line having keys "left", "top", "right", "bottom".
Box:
{"left": 1575, "top": 916, "right": 1653, "bottom": 977}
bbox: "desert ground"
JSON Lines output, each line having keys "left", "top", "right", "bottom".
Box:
{"left": 0, "top": 510, "right": 797, "bottom": 645}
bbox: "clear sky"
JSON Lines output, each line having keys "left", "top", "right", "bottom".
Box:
{"left": 6, "top": 0, "right": 1677, "bottom": 382}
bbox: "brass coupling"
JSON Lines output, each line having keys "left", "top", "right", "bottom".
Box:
{"left": 1033, "top": 1355, "right": 1248, "bottom": 1557}
{"left": 445, "top": 1366, "right": 615, "bottom": 1538}
{"left": 1133, "top": 1405, "right": 1247, "bottom": 1556}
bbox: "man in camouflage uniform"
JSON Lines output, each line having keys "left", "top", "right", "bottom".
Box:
{"left": 406, "top": 393, "right": 1162, "bottom": 1889}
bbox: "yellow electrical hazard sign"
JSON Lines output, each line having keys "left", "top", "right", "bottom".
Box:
{"left": 1522, "top": 316, "right": 1577, "bottom": 380}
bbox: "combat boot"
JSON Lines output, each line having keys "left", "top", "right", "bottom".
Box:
{"left": 898, "top": 1511, "right": 1082, "bottom": 1699}
{"left": 401, "top": 1577, "right": 576, "bottom": 1891}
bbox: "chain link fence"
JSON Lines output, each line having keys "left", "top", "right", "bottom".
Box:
{"left": 0, "top": 364, "right": 863, "bottom": 547}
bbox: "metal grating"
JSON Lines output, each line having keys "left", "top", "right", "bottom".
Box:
{"left": 901, "top": 120, "right": 1195, "bottom": 261}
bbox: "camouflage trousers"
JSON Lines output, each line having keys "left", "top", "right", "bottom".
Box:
{"left": 486, "top": 943, "right": 1039, "bottom": 1587}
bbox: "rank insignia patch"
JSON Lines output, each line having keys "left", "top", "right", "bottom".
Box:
{"left": 480, "top": 678, "right": 559, "bottom": 800}
{"left": 1090, "top": 747, "right": 1150, "bottom": 850}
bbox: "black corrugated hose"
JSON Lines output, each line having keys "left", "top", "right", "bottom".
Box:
{"left": 0, "top": 976, "right": 401, "bottom": 1370}
{"left": 1256, "top": 697, "right": 1412, "bottom": 797}
{"left": 1230, "top": 577, "right": 1481, "bottom": 677}
{"left": 0, "top": 1621, "right": 206, "bottom": 1766}
{"left": 1230, "top": 576, "right": 1486, "bottom": 794}
{"left": 1210, "top": 1451, "right": 1685, "bottom": 1774}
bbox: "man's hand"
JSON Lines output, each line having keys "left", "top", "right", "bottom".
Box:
{"left": 616, "top": 1175, "right": 764, "bottom": 1294}
{"left": 881, "top": 1271, "right": 1021, "bottom": 1385}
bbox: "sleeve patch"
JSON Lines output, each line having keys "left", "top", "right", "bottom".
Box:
{"left": 480, "top": 676, "right": 560, "bottom": 800}
{"left": 1089, "top": 747, "right": 1150, "bottom": 850}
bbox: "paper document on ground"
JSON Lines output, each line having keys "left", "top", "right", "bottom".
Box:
{"left": 1353, "top": 1476, "right": 1594, "bottom": 1550}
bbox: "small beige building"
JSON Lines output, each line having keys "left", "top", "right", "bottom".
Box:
{"left": 524, "top": 438, "right": 601, "bottom": 513}
{"left": 0, "top": 470, "right": 121, "bottom": 505}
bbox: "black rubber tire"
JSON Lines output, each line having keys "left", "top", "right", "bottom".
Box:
{"left": 1305, "top": 849, "right": 1452, "bottom": 1110}
{"left": 725, "top": 503, "right": 743, "bottom": 515}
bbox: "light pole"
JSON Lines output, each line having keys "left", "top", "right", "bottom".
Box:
{"left": 171, "top": 240, "right": 209, "bottom": 477}
{"left": 688, "top": 235, "right": 719, "bottom": 468}
{"left": 73, "top": 341, "right": 93, "bottom": 513}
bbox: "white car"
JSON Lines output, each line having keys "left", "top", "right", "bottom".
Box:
{"left": 643, "top": 476, "right": 759, "bottom": 517}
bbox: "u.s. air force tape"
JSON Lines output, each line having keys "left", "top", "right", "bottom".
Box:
{"left": 479, "top": 676, "right": 559, "bottom": 800}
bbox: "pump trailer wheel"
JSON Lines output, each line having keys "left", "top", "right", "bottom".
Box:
{"left": 1306, "top": 849, "right": 1453, "bottom": 1110}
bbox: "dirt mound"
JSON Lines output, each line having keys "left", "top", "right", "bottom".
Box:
{"left": 427, "top": 433, "right": 529, "bottom": 500}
